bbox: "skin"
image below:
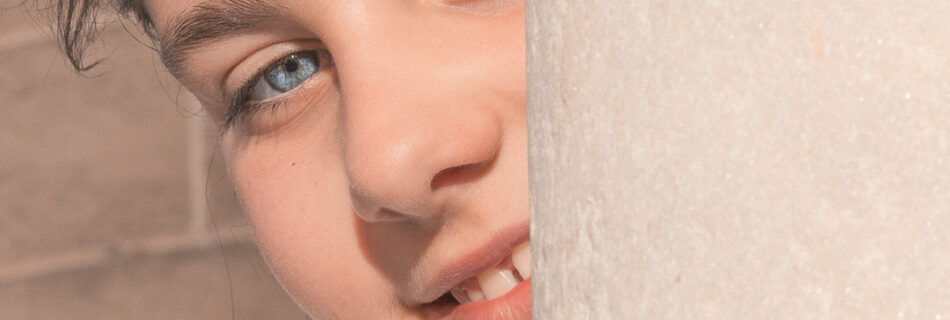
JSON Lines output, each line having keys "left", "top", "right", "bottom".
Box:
{"left": 142, "top": 0, "right": 527, "bottom": 318}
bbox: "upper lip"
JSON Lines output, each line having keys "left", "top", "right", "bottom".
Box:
{"left": 418, "top": 221, "right": 530, "bottom": 304}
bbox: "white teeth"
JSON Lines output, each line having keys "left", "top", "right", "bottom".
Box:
{"left": 446, "top": 240, "right": 531, "bottom": 305}
{"left": 512, "top": 240, "right": 531, "bottom": 279}
{"left": 477, "top": 268, "right": 519, "bottom": 300}
{"left": 466, "top": 288, "right": 485, "bottom": 302}
{"left": 450, "top": 286, "right": 485, "bottom": 305}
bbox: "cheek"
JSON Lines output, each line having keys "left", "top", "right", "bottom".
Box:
{"left": 222, "top": 91, "right": 347, "bottom": 257}
{"left": 496, "top": 12, "right": 527, "bottom": 94}
{"left": 460, "top": 9, "right": 527, "bottom": 113}
{"left": 222, "top": 122, "right": 394, "bottom": 317}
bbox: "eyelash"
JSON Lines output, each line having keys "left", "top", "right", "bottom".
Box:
{"left": 224, "top": 49, "right": 328, "bottom": 130}
{"left": 225, "top": 77, "right": 282, "bottom": 130}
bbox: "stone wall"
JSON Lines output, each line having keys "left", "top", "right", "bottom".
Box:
{"left": 529, "top": 1, "right": 950, "bottom": 318}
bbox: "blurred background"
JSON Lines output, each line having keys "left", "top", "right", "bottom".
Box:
{"left": 1, "top": 2, "right": 308, "bottom": 319}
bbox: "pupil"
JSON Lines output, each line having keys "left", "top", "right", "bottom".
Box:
{"left": 284, "top": 59, "right": 299, "bottom": 73}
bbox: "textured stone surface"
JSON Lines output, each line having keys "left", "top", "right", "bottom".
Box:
{"left": 529, "top": 1, "right": 950, "bottom": 319}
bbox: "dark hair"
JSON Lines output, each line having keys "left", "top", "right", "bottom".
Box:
{"left": 55, "top": 0, "right": 153, "bottom": 71}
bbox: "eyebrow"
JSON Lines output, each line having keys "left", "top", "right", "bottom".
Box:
{"left": 158, "top": 0, "right": 287, "bottom": 76}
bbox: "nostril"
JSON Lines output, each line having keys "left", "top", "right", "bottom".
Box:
{"left": 375, "top": 208, "right": 410, "bottom": 222}
{"left": 430, "top": 159, "right": 494, "bottom": 191}
{"left": 354, "top": 206, "right": 414, "bottom": 223}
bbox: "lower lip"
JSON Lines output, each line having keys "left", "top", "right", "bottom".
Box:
{"left": 448, "top": 278, "right": 531, "bottom": 320}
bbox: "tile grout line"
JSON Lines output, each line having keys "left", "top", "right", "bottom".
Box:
{"left": 0, "top": 25, "right": 51, "bottom": 52}
{"left": 186, "top": 93, "right": 211, "bottom": 245}
{"left": 0, "top": 227, "right": 255, "bottom": 286}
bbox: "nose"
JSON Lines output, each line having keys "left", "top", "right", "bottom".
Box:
{"left": 344, "top": 96, "right": 503, "bottom": 222}
{"left": 338, "top": 19, "right": 503, "bottom": 223}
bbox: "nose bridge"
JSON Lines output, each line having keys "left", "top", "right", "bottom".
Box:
{"left": 338, "top": 15, "right": 502, "bottom": 222}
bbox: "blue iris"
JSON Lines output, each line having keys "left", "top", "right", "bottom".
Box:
{"left": 264, "top": 52, "right": 319, "bottom": 93}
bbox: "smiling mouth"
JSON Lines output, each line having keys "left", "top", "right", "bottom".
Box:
{"left": 447, "top": 240, "right": 530, "bottom": 304}
{"left": 423, "top": 239, "right": 530, "bottom": 314}
{"left": 418, "top": 224, "right": 531, "bottom": 319}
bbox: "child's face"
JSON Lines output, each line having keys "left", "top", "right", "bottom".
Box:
{"left": 145, "top": 0, "right": 528, "bottom": 318}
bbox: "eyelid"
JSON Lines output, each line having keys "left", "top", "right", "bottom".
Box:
{"left": 225, "top": 67, "right": 333, "bottom": 134}
{"left": 223, "top": 42, "right": 332, "bottom": 130}
{"left": 222, "top": 40, "right": 326, "bottom": 102}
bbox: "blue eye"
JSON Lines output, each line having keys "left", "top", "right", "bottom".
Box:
{"left": 224, "top": 49, "right": 329, "bottom": 129}
{"left": 248, "top": 51, "right": 321, "bottom": 100}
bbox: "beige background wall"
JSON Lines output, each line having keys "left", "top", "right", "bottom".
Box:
{"left": 529, "top": 1, "right": 950, "bottom": 319}
{"left": 0, "top": 3, "right": 306, "bottom": 319}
